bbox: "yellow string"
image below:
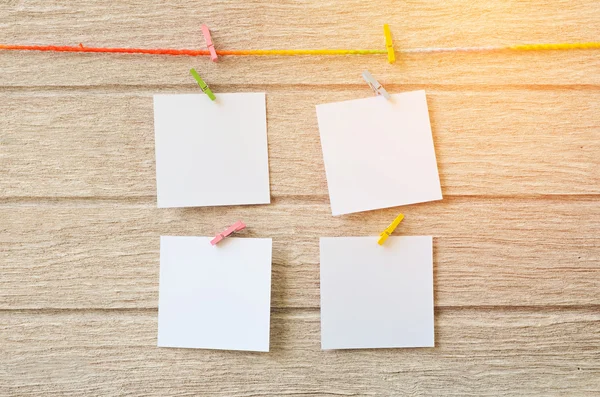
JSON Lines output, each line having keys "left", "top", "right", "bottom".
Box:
{"left": 218, "top": 43, "right": 600, "bottom": 56}
{"left": 217, "top": 49, "right": 386, "bottom": 56}
{"left": 508, "top": 42, "right": 600, "bottom": 51}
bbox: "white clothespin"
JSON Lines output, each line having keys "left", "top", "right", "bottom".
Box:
{"left": 362, "top": 70, "right": 391, "bottom": 100}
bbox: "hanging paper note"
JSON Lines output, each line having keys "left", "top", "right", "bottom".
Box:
{"left": 153, "top": 93, "right": 270, "bottom": 208}
{"left": 320, "top": 236, "right": 434, "bottom": 350}
{"left": 316, "top": 90, "right": 442, "bottom": 215}
{"left": 157, "top": 236, "right": 272, "bottom": 351}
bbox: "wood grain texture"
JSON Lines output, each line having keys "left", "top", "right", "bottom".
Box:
{"left": 0, "top": 1, "right": 600, "bottom": 87}
{"left": 1, "top": 198, "right": 599, "bottom": 310}
{"left": 1, "top": 89, "right": 599, "bottom": 198}
{"left": 1, "top": 308, "right": 599, "bottom": 396}
{"left": 0, "top": 0, "right": 599, "bottom": 395}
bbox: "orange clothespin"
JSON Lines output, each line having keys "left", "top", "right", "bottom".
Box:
{"left": 210, "top": 221, "right": 246, "bottom": 246}
{"left": 202, "top": 24, "right": 218, "bottom": 62}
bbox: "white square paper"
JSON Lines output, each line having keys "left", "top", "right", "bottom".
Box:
{"left": 320, "top": 236, "right": 434, "bottom": 349}
{"left": 316, "top": 90, "right": 442, "bottom": 215}
{"left": 153, "top": 93, "right": 270, "bottom": 208}
{"left": 158, "top": 236, "right": 272, "bottom": 352}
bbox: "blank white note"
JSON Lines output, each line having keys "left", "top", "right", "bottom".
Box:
{"left": 153, "top": 93, "right": 270, "bottom": 208}
{"left": 316, "top": 90, "right": 442, "bottom": 216}
{"left": 320, "top": 236, "right": 434, "bottom": 350}
{"left": 158, "top": 236, "right": 272, "bottom": 352}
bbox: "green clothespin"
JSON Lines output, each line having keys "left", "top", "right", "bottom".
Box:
{"left": 190, "top": 68, "right": 216, "bottom": 101}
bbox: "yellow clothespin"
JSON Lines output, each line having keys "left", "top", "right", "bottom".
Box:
{"left": 383, "top": 24, "right": 395, "bottom": 64}
{"left": 378, "top": 214, "right": 404, "bottom": 245}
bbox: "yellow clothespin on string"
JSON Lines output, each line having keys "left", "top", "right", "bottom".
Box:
{"left": 383, "top": 24, "right": 395, "bottom": 64}
{"left": 378, "top": 213, "right": 404, "bottom": 245}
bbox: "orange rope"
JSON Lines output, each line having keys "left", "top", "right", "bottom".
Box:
{"left": 0, "top": 44, "right": 211, "bottom": 56}
{"left": 0, "top": 44, "right": 383, "bottom": 56}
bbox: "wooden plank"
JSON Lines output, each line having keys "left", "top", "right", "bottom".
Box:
{"left": 1, "top": 52, "right": 599, "bottom": 87}
{"left": 1, "top": 198, "right": 598, "bottom": 309}
{"left": 0, "top": 1, "right": 599, "bottom": 86}
{"left": 3, "top": 0, "right": 599, "bottom": 49}
{"left": 0, "top": 0, "right": 600, "bottom": 86}
{"left": 1, "top": 308, "right": 598, "bottom": 396}
{"left": 1, "top": 89, "right": 598, "bottom": 198}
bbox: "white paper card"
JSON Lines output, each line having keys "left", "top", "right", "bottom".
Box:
{"left": 320, "top": 236, "right": 434, "bottom": 350}
{"left": 158, "top": 236, "right": 272, "bottom": 352}
{"left": 316, "top": 90, "right": 442, "bottom": 215}
{"left": 154, "top": 93, "right": 270, "bottom": 208}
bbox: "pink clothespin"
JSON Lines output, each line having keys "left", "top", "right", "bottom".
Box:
{"left": 210, "top": 221, "right": 246, "bottom": 245}
{"left": 201, "top": 24, "right": 218, "bottom": 62}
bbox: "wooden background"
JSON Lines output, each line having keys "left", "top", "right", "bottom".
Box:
{"left": 1, "top": 1, "right": 599, "bottom": 395}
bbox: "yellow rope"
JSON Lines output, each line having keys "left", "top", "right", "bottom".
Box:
{"left": 508, "top": 42, "right": 600, "bottom": 51}
{"left": 217, "top": 49, "right": 386, "bottom": 56}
